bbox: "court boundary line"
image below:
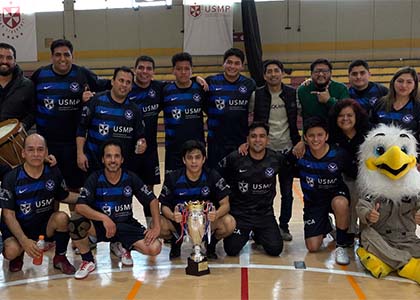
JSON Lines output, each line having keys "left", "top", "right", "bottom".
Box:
{"left": 0, "top": 262, "right": 415, "bottom": 288}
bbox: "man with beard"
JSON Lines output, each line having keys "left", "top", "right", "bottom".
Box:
{"left": 217, "top": 122, "right": 285, "bottom": 257}
{"left": 0, "top": 43, "right": 34, "bottom": 130}
{"left": 0, "top": 43, "right": 35, "bottom": 180}
{"left": 32, "top": 39, "right": 110, "bottom": 192}
{"left": 76, "top": 66, "right": 146, "bottom": 173}
{"left": 297, "top": 58, "right": 349, "bottom": 123}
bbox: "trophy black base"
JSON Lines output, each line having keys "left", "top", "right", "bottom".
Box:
{"left": 185, "top": 257, "right": 210, "bottom": 276}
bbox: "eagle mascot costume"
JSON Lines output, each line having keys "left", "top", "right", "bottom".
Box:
{"left": 356, "top": 124, "right": 420, "bottom": 284}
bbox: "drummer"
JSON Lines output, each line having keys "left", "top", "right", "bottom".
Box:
{"left": 0, "top": 43, "right": 35, "bottom": 131}
{"left": 0, "top": 43, "right": 36, "bottom": 180}
{"left": 159, "top": 140, "right": 235, "bottom": 260}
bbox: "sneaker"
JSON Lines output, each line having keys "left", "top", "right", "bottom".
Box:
{"left": 121, "top": 248, "right": 133, "bottom": 266}
{"left": 75, "top": 261, "right": 96, "bottom": 280}
{"left": 279, "top": 227, "right": 293, "bottom": 242}
{"left": 169, "top": 238, "right": 181, "bottom": 260}
{"left": 9, "top": 253, "right": 24, "bottom": 272}
{"left": 335, "top": 247, "right": 350, "bottom": 265}
{"left": 110, "top": 242, "right": 124, "bottom": 258}
{"left": 205, "top": 240, "right": 218, "bottom": 260}
{"left": 53, "top": 254, "right": 76, "bottom": 275}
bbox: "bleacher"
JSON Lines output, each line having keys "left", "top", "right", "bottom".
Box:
{"left": 77, "top": 59, "right": 420, "bottom": 144}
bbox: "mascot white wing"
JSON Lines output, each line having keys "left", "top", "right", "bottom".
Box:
{"left": 357, "top": 123, "right": 420, "bottom": 200}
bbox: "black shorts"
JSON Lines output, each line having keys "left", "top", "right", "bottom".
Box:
{"left": 303, "top": 188, "right": 349, "bottom": 239}
{"left": 93, "top": 219, "right": 146, "bottom": 250}
{"left": 1, "top": 221, "right": 49, "bottom": 241}
{"left": 48, "top": 142, "right": 87, "bottom": 189}
{"left": 131, "top": 147, "right": 160, "bottom": 185}
{"left": 223, "top": 215, "right": 283, "bottom": 256}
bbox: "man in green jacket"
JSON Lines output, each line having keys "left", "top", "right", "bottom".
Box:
{"left": 297, "top": 58, "right": 349, "bottom": 123}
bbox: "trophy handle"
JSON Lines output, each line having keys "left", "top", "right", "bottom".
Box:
{"left": 203, "top": 202, "right": 215, "bottom": 244}
{"left": 175, "top": 203, "right": 188, "bottom": 243}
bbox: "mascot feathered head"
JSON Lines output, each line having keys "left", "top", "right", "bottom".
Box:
{"left": 357, "top": 124, "right": 420, "bottom": 200}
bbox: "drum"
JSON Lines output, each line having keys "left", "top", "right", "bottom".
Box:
{"left": 0, "top": 119, "right": 27, "bottom": 167}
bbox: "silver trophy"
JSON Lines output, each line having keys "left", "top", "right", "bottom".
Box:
{"left": 184, "top": 200, "right": 210, "bottom": 276}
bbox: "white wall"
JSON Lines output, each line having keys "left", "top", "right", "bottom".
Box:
{"left": 30, "top": 0, "right": 420, "bottom": 65}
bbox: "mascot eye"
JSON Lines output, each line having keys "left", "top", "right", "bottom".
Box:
{"left": 401, "top": 145, "right": 408, "bottom": 154}
{"left": 374, "top": 145, "right": 385, "bottom": 156}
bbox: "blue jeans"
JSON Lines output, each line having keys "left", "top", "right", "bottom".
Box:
{"left": 278, "top": 169, "right": 294, "bottom": 231}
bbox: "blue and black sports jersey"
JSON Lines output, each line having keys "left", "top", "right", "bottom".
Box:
{"left": 77, "top": 169, "right": 156, "bottom": 223}
{"left": 159, "top": 167, "right": 230, "bottom": 211}
{"left": 349, "top": 82, "right": 388, "bottom": 114}
{"left": 371, "top": 98, "right": 420, "bottom": 140}
{"left": 128, "top": 80, "right": 164, "bottom": 150}
{"left": 0, "top": 165, "right": 69, "bottom": 229}
{"left": 217, "top": 149, "right": 285, "bottom": 226}
{"left": 162, "top": 81, "right": 205, "bottom": 150}
{"left": 206, "top": 74, "right": 256, "bottom": 148}
{"left": 296, "top": 145, "right": 349, "bottom": 205}
{"left": 32, "top": 64, "right": 110, "bottom": 144}
{"left": 77, "top": 91, "right": 145, "bottom": 169}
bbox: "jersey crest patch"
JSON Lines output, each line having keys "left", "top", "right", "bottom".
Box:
{"left": 20, "top": 203, "right": 31, "bottom": 215}
{"left": 99, "top": 123, "right": 109, "bottom": 136}
{"left": 238, "top": 181, "right": 248, "bottom": 193}
{"left": 45, "top": 179, "right": 55, "bottom": 191}
{"left": 44, "top": 98, "right": 54, "bottom": 110}
{"left": 69, "top": 82, "right": 80, "bottom": 93}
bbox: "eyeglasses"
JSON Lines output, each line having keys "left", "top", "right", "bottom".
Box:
{"left": 313, "top": 69, "right": 330, "bottom": 74}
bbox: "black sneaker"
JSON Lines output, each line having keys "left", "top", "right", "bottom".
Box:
{"left": 279, "top": 227, "right": 293, "bottom": 242}
{"left": 169, "top": 238, "right": 181, "bottom": 260}
{"left": 205, "top": 240, "right": 218, "bottom": 260}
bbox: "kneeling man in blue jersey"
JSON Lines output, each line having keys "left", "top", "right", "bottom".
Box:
{"left": 71, "top": 140, "right": 161, "bottom": 279}
{"left": 217, "top": 122, "right": 286, "bottom": 257}
{"left": 159, "top": 140, "right": 235, "bottom": 260}
{"left": 291, "top": 117, "right": 354, "bottom": 265}
{"left": 0, "top": 134, "right": 78, "bottom": 274}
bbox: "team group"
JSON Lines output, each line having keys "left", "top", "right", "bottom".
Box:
{"left": 0, "top": 39, "right": 419, "bottom": 280}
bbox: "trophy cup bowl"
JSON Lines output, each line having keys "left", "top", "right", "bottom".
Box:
{"left": 185, "top": 200, "right": 210, "bottom": 276}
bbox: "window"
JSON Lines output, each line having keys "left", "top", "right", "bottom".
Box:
{"left": 12, "top": 0, "right": 63, "bottom": 13}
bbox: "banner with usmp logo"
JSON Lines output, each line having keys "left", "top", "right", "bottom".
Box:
{"left": 0, "top": 0, "right": 37, "bottom": 62}
{"left": 183, "top": 0, "right": 233, "bottom": 55}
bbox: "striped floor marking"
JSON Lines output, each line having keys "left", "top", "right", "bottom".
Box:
{"left": 126, "top": 280, "right": 142, "bottom": 300}
{"left": 239, "top": 243, "right": 251, "bottom": 300}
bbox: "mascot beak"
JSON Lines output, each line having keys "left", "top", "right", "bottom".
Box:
{"left": 365, "top": 145, "right": 417, "bottom": 180}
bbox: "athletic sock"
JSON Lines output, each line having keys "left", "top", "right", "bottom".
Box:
{"left": 54, "top": 231, "right": 70, "bottom": 255}
{"left": 81, "top": 251, "right": 94, "bottom": 263}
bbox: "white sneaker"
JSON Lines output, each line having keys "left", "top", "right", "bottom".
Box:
{"left": 335, "top": 247, "right": 350, "bottom": 265}
{"left": 75, "top": 261, "right": 96, "bottom": 280}
{"left": 110, "top": 242, "right": 123, "bottom": 258}
{"left": 121, "top": 248, "right": 133, "bottom": 266}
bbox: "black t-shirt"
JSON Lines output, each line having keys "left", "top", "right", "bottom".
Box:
{"left": 217, "top": 149, "right": 286, "bottom": 226}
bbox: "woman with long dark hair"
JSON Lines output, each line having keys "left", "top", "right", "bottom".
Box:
{"left": 329, "top": 98, "right": 371, "bottom": 235}
{"left": 371, "top": 67, "right": 420, "bottom": 139}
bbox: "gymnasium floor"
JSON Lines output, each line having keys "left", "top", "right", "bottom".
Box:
{"left": 0, "top": 148, "right": 419, "bottom": 299}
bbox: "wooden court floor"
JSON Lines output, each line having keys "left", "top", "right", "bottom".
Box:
{"left": 1, "top": 149, "right": 419, "bottom": 299}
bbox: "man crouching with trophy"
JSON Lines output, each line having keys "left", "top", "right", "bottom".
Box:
{"left": 159, "top": 140, "right": 236, "bottom": 275}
